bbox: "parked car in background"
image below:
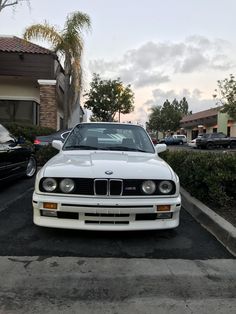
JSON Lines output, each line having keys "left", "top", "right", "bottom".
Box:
{"left": 196, "top": 132, "right": 236, "bottom": 149}
{"left": 172, "top": 134, "right": 187, "bottom": 143}
{"left": 151, "top": 137, "right": 158, "bottom": 145}
{"left": 34, "top": 129, "right": 71, "bottom": 150}
{"left": 187, "top": 138, "right": 197, "bottom": 148}
{"left": 159, "top": 135, "right": 184, "bottom": 145}
{"left": 0, "top": 124, "right": 37, "bottom": 183}
{"left": 33, "top": 122, "right": 181, "bottom": 231}
{"left": 187, "top": 135, "right": 204, "bottom": 148}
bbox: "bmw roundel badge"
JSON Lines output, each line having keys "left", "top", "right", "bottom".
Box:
{"left": 105, "top": 170, "right": 113, "bottom": 175}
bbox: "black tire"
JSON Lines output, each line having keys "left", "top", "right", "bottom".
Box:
{"left": 230, "top": 141, "right": 236, "bottom": 149}
{"left": 179, "top": 141, "right": 183, "bottom": 145}
{"left": 25, "top": 156, "right": 37, "bottom": 178}
{"left": 206, "top": 142, "right": 214, "bottom": 150}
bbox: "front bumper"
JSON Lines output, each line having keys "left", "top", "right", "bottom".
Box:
{"left": 33, "top": 192, "right": 181, "bottom": 231}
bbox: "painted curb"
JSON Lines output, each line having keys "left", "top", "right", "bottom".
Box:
{"left": 181, "top": 187, "right": 236, "bottom": 257}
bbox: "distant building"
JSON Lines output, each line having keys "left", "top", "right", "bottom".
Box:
{"left": 0, "top": 36, "right": 84, "bottom": 130}
{"left": 180, "top": 107, "right": 236, "bottom": 140}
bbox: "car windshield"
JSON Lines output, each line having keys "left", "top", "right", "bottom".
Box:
{"left": 63, "top": 123, "right": 155, "bottom": 153}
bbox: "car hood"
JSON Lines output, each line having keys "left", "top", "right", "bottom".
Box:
{"left": 41, "top": 151, "right": 175, "bottom": 180}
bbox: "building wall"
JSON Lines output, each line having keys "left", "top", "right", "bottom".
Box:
{"left": 0, "top": 52, "right": 55, "bottom": 79}
{"left": 217, "top": 112, "right": 228, "bottom": 134}
{"left": 0, "top": 76, "right": 40, "bottom": 102}
{"left": 231, "top": 122, "right": 236, "bottom": 137}
{"left": 38, "top": 83, "right": 57, "bottom": 130}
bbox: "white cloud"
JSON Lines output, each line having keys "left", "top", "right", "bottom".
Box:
{"left": 89, "top": 35, "right": 235, "bottom": 89}
{"left": 87, "top": 35, "right": 235, "bottom": 124}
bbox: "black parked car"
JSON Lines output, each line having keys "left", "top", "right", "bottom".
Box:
{"left": 0, "top": 124, "right": 37, "bottom": 183}
{"left": 34, "top": 129, "right": 71, "bottom": 150}
{"left": 196, "top": 132, "right": 236, "bottom": 149}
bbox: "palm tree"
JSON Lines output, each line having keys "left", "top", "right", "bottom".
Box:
{"left": 24, "top": 11, "right": 91, "bottom": 128}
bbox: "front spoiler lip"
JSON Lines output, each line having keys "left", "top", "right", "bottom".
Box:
{"left": 33, "top": 210, "right": 180, "bottom": 231}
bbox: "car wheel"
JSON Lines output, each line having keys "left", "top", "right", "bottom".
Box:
{"left": 25, "top": 156, "right": 37, "bottom": 178}
{"left": 230, "top": 141, "right": 236, "bottom": 149}
{"left": 179, "top": 141, "right": 183, "bottom": 145}
{"left": 206, "top": 142, "right": 214, "bottom": 150}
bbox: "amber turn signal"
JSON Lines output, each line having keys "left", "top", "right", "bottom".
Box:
{"left": 156, "top": 205, "right": 171, "bottom": 212}
{"left": 43, "top": 202, "right": 57, "bottom": 210}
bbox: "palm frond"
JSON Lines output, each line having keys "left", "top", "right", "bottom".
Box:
{"left": 65, "top": 11, "right": 91, "bottom": 35}
{"left": 23, "top": 23, "right": 62, "bottom": 49}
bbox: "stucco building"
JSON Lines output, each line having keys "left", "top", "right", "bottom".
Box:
{"left": 0, "top": 36, "right": 83, "bottom": 130}
{"left": 180, "top": 107, "right": 236, "bottom": 140}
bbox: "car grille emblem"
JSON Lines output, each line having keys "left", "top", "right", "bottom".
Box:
{"left": 105, "top": 170, "right": 113, "bottom": 175}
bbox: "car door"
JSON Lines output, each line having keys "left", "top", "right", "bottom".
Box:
{"left": 0, "top": 125, "right": 28, "bottom": 181}
{"left": 218, "top": 133, "right": 228, "bottom": 147}
{"left": 0, "top": 125, "right": 17, "bottom": 181}
{"left": 0, "top": 142, "right": 9, "bottom": 181}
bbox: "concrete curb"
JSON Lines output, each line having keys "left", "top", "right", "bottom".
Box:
{"left": 181, "top": 187, "right": 236, "bottom": 257}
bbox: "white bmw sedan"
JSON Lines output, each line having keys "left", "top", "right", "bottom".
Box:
{"left": 33, "top": 123, "right": 181, "bottom": 231}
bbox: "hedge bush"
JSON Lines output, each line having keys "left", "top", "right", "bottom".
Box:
{"left": 160, "top": 150, "right": 236, "bottom": 208}
{"left": 35, "top": 145, "right": 58, "bottom": 166}
{"left": 3, "top": 123, "right": 55, "bottom": 143}
{"left": 3, "top": 123, "right": 57, "bottom": 165}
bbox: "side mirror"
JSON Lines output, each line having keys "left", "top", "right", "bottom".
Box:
{"left": 52, "top": 140, "right": 63, "bottom": 150}
{"left": 7, "top": 139, "right": 17, "bottom": 147}
{"left": 155, "top": 144, "right": 167, "bottom": 154}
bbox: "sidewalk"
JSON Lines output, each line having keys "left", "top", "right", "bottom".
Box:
{"left": 181, "top": 187, "right": 236, "bottom": 257}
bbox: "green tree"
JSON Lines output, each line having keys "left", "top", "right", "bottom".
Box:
{"left": 147, "top": 106, "right": 162, "bottom": 132}
{"left": 84, "top": 74, "right": 134, "bottom": 122}
{"left": 213, "top": 74, "right": 236, "bottom": 120}
{"left": 24, "top": 11, "right": 91, "bottom": 128}
{"left": 0, "top": 0, "right": 29, "bottom": 12}
{"left": 148, "top": 98, "right": 190, "bottom": 134}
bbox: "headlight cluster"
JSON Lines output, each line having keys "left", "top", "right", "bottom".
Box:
{"left": 141, "top": 180, "right": 174, "bottom": 195}
{"left": 41, "top": 178, "right": 75, "bottom": 193}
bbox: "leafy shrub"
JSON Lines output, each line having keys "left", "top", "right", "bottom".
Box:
{"left": 35, "top": 145, "right": 58, "bottom": 166}
{"left": 3, "top": 123, "right": 57, "bottom": 166}
{"left": 160, "top": 150, "right": 236, "bottom": 208}
{"left": 3, "top": 123, "right": 55, "bottom": 143}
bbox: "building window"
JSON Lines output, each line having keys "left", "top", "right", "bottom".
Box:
{"left": 213, "top": 128, "right": 217, "bottom": 133}
{"left": 0, "top": 100, "right": 39, "bottom": 125}
{"left": 227, "top": 126, "right": 231, "bottom": 137}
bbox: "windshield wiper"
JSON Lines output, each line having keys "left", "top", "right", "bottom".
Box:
{"left": 64, "top": 145, "right": 98, "bottom": 150}
{"left": 105, "top": 146, "right": 148, "bottom": 152}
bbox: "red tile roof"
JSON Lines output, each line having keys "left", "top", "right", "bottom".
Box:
{"left": 181, "top": 108, "right": 219, "bottom": 123}
{"left": 0, "top": 36, "right": 53, "bottom": 55}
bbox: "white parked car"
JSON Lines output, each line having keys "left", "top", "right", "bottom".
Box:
{"left": 187, "top": 135, "right": 204, "bottom": 148}
{"left": 33, "top": 123, "right": 181, "bottom": 231}
{"left": 187, "top": 138, "right": 197, "bottom": 148}
{"left": 173, "top": 134, "right": 187, "bottom": 143}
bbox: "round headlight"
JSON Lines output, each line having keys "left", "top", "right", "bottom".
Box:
{"left": 42, "top": 178, "right": 57, "bottom": 192}
{"left": 159, "top": 181, "right": 173, "bottom": 194}
{"left": 141, "top": 180, "right": 156, "bottom": 194}
{"left": 59, "top": 178, "right": 75, "bottom": 193}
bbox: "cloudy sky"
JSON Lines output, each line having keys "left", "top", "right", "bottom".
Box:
{"left": 0, "top": 0, "right": 236, "bottom": 123}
